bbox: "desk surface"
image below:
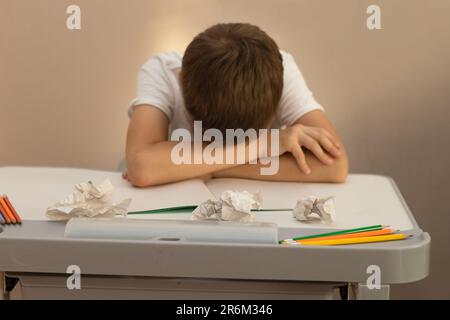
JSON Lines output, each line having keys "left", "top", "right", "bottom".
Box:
{"left": 0, "top": 166, "right": 416, "bottom": 231}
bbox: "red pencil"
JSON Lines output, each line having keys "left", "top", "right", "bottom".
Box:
{"left": 0, "top": 196, "right": 16, "bottom": 224}
{"left": 3, "top": 195, "right": 22, "bottom": 224}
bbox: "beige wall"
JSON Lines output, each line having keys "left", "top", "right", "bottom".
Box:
{"left": 1, "top": 0, "right": 449, "bottom": 298}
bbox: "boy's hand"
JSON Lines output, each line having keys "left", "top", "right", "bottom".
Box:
{"left": 279, "top": 124, "right": 342, "bottom": 174}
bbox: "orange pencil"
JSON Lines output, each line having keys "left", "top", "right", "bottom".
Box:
{"left": 296, "top": 228, "right": 395, "bottom": 243}
{"left": 3, "top": 195, "right": 22, "bottom": 224}
{"left": 0, "top": 196, "right": 16, "bottom": 224}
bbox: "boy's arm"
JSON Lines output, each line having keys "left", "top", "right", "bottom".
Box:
{"left": 213, "top": 110, "right": 349, "bottom": 183}
{"left": 126, "top": 106, "right": 261, "bottom": 187}
{"left": 126, "top": 106, "right": 348, "bottom": 186}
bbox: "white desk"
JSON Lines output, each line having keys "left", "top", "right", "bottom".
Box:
{"left": 0, "top": 166, "right": 430, "bottom": 300}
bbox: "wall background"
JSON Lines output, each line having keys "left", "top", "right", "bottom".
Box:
{"left": 1, "top": 0, "right": 449, "bottom": 299}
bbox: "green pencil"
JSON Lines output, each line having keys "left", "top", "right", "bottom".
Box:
{"left": 280, "top": 225, "right": 389, "bottom": 244}
{"left": 128, "top": 205, "right": 198, "bottom": 215}
{"left": 128, "top": 207, "right": 292, "bottom": 215}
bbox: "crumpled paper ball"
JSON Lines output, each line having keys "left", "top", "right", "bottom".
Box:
{"left": 46, "top": 179, "right": 132, "bottom": 221}
{"left": 192, "top": 190, "right": 262, "bottom": 223}
{"left": 292, "top": 196, "right": 335, "bottom": 224}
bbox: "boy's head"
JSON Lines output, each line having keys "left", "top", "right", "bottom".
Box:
{"left": 181, "top": 23, "right": 284, "bottom": 132}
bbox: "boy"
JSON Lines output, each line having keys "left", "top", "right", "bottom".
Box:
{"left": 126, "top": 23, "right": 348, "bottom": 187}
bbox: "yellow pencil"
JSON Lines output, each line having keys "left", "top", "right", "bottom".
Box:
{"left": 295, "top": 228, "right": 395, "bottom": 242}
{"left": 295, "top": 233, "right": 409, "bottom": 246}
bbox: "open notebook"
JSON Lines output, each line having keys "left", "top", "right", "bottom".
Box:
{"left": 125, "top": 179, "right": 301, "bottom": 214}
{"left": 0, "top": 167, "right": 415, "bottom": 230}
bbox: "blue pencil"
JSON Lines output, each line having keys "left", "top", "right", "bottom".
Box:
{"left": 0, "top": 209, "right": 5, "bottom": 225}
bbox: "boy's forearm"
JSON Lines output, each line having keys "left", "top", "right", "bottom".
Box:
{"left": 127, "top": 141, "right": 228, "bottom": 187}
{"left": 126, "top": 139, "right": 262, "bottom": 187}
{"left": 213, "top": 150, "right": 349, "bottom": 183}
{"left": 126, "top": 131, "right": 348, "bottom": 186}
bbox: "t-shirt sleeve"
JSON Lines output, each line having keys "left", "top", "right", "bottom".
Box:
{"left": 277, "top": 51, "right": 324, "bottom": 127}
{"left": 128, "top": 55, "right": 175, "bottom": 120}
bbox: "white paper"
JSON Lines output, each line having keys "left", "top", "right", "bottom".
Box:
{"left": 119, "top": 178, "right": 214, "bottom": 213}
{"left": 191, "top": 199, "right": 222, "bottom": 220}
{"left": 192, "top": 190, "right": 262, "bottom": 222}
{"left": 46, "top": 179, "right": 131, "bottom": 221}
{"left": 292, "top": 196, "right": 335, "bottom": 224}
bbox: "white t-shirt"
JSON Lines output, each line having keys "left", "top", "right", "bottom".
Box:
{"left": 129, "top": 51, "right": 323, "bottom": 134}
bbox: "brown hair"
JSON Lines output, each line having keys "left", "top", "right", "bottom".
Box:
{"left": 181, "top": 23, "right": 284, "bottom": 132}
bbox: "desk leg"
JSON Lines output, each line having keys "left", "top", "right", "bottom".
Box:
{"left": 350, "top": 283, "right": 390, "bottom": 300}
{"left": 0, "top": 272, "right": 5, "bottom": 300}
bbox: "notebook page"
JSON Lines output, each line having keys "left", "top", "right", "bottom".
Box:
{"left": 115, "top": 177, "right": 214, "bottom": 213}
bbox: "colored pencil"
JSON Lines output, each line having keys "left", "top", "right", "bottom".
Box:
{"left": 0, "top": 196, "right": 16, "bottom": 224}
{"left": 279, "top": 224, "right": 388, "bottom": 244}
{"left": 128, "top": 207, "right": 293, "bottom": 215}
{"left": 0, "top": 209, "right": 5, "bottom": 225}
{"left": 288, "top": 233, "right": 409, "bottom": 246}
{"left": 3, "top": 195, "right": 22, "bottom": 224}
{"left": 0, "top": 200, "right": 11, "bottom": 224}
{"left": 295, "top": 228, "right": 396, "bottom": 242}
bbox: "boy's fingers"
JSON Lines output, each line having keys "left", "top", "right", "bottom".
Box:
{"left": 323, "top": 130, "right": 341, "bottom": 149}
{"left": 307, "top": 127, "right": 341, "bottom": 150}
{"left": 291, "top": 146, "right": 310, "bottom": 174}
{"left": 308, "top": 131, "right": 341, "bottom": 158}
{"left": 321, "top": 138, "right": 340, "bottom": 158}
{"left": 303, "top": 137, "right": 334, "bottom": 165}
